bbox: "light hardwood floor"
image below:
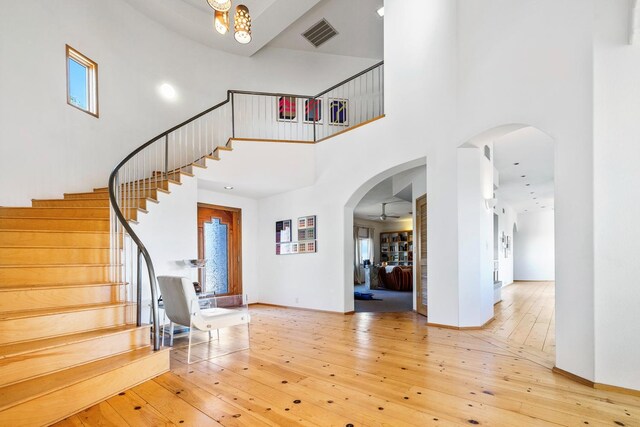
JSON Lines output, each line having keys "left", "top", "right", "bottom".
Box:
{"left": 54, "top": 287, "right": 640, "bottom": 426}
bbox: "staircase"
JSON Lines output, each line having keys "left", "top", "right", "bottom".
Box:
{"left": 0, "top": 185, "right": 172, "bottom": 426}
{"left": 0, "top": 61, "right": 384, "bottom": 425}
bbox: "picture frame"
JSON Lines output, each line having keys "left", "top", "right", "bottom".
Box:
{"left": 329, "top": 98, "right": 348, "bottom": 126}
{"left": 304, "top": 98, "right": 322, "bottom": 123}
{"left": 275, "top": 219, "right": 292, "bottom": 243}
{"left": 277, "top": 96, "right": 297, "bottom": 122}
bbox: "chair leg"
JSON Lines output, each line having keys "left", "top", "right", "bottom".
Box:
{"left": 208, "top": 330, "right": 213, "bottom": 340}
{"left": 217, "top": 328, "right": 220, "bottom": 341}
{"left": 247, "top": 323, "right": 251, "bottom": 349}
{"left": 187, "top": 322, "right": 193, "bottom": 365}
{"left": 169, "top": 321, "right": 175, "bottom": 347}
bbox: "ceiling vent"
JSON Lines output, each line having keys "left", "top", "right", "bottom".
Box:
{"left": 302, "top": 19, "right": 338, "bottom": 48}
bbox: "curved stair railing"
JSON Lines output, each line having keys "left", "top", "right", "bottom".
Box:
{"left": 108, "top": 61, "right": 383, "bottom": 350}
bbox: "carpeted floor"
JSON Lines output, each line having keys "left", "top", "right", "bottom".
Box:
{"left": 354, "top": 284, "right": 413, "bottom": 313}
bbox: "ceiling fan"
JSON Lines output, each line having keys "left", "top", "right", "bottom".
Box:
{"left": 368, "top": 202, "right": 400, "bottom": 221}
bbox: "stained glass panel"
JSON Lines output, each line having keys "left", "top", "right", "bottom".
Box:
{"left": 204, "top": 219, "right": 228, "bottom": 294}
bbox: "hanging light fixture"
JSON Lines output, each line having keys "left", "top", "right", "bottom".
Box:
{"left": 233, "top": 4, "right": 252, "bottom": 44}
{"left": 214, "top": 10, "right": 229, "bottom": 35}
{"left": 206, "top": 1, "right": 251, "bottom": 44}
{"left": 207, "top": 0, "right": 231, "bottom": 12}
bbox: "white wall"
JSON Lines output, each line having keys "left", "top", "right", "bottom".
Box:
{"left": 513, "top": 211, "right": 555, "bottom": 281}
{"left": 593, "top": 0, "right": 640, "bottom": 390}
{"left": 495, "top": 201, "right": 518, "bottom": 286}
{"left": 457, "top": 147, "right": 495, "bottom": 326}
{"left": 0, "top": 0, "right": 377, "bottom": 206}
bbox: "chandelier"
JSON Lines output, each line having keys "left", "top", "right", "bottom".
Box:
{"left": 207, "top": 1, "right": 252, "bottom": 44}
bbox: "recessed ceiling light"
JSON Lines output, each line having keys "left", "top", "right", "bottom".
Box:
{"left": 530, "top": 192, "right": 535, "bottom": 194}
{"left": 224, "top": 186, "right": 234, "bottom": 190}
{"left": 376, "top": 6, "right": 384, "bottom": 17}
{"left": 541, "top": 206, "right": 546, "bottom": 208}
{"left": 525, "top": 209, "right": 528, "bottom": 211}
{"left": 521, "top": 175, "right": 526, "bottom": 178}
{"left": 533, "top": 198, "right": 537, "bottom": 200}
{"left": 525, "top": 184, "right": 530, "bottom": 186}
{"left": 514, "top": 162, "right": 520, "bottom": 165}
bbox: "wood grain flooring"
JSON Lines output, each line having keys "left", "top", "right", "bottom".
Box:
{"left": 54, "top": 289, "right": 640, "bottom": 426}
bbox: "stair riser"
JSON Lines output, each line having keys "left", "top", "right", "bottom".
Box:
{"left": 0, "top": 266, "right": 112, "bottom": 287}
{"left": 0, "top": 208, "right": 109, "bottom": 219}
{"left": 0, "top": 208, "right": 137, "bottom": 222}
{"left": 0, "top": 350, "right": 169, "bottom": 426}
{"left": 66, "top": 188, "right": 163, "bottom": 200}
{"left": 0, "top": 248, "right": 111, "bottom": 265}
{"left": 0, "top": 327, "right": 150, "bottom": 387}
{"left": 0, "top": 305, "right": 127, "bottom": 346}
{"left": 94, "top": 179, "right": 173, "bottom": 193}
{"left": 33, "top": 199, "right": 151, "bottom": 209}
{"left": 64, "top": 192, "right": 111, "bottom": 200}
{"left": 0, "top": 231, "right": 110, "bottom": 248}
{"left": 0, "top": 218, "right": 109, "bottom": 232}
{"left": 0, "top": 285, "right": 123, "bottom": 314}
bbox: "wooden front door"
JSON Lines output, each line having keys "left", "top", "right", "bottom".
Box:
{"left": 197, "top": 203, "right": 242, "bottom": 296}
{"left": 415, "top": 195, "right": 428, "bottom": 316}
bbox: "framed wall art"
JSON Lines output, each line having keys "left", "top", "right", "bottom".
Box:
{"left": 304, "top": 98, "right": 322, "bottom": 123}
{"left": 329, "top": 99, "right": 348, "bottom": 126}
{"left": 277, "top": 96, "right": 297, "bottom": 122}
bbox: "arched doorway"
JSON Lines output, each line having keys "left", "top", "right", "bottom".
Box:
{"left": 458, "top": 124, "right": 556, "bottom": 360}
{"left": 343, "top": 157, "right": 426, "bottom": 314}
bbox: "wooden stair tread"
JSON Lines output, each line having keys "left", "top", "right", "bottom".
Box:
{"left": 33, "top": 197, "right": 158, "bottom": 203}
{"left": 0, "top": 216, "right": 109, "bottom": 220}
{"left": 0, "top": 282, "right": 125, "bottom": 292}
{"left": 0, "top": 282, "right": 124, "bottom": 290}
{"left": 0, "top": 347, "right": 165, "bottom": 411}
{"left": 93, "top": 178, "right": 182, "bottom": 192}
{"left": 0, "top": 302, "right": 126, "bottom": 321}
{"left": 0, "top": 325, "right": 148, "bottom": 359}
{"left": 0, "top": 207, "right": 111, "bottom": 210}
{"left": 0, "top": 263, "right": 115, "bottom": 268}
{"left": 0, "top": 245, "right": 111, "bottom": 249}
{"left": 0, "top": 229, "right": 110, "bottom": 234}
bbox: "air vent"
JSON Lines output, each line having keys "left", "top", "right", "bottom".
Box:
{"left": 302, "top": 19, "right": 338, "bottom": 48}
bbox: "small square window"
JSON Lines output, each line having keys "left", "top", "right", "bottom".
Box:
{"left": 66, "top": 45, "right": 98, "bottom": 117}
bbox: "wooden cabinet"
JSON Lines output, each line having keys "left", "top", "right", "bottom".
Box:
{"left": 380, "top": 230, "right": 413, "bottom": 266}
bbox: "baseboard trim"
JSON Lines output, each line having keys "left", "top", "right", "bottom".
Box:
{"left": 552, "top": 366, "right": 595, "bottom": 387}
{"left": 552, "top": 366, "right": 640, "bottom": 396}
{"left": 249, "top": 302, "right": 354, "bottom": 315}
{"left": 513, "top": 280, "right": 555, "bottom": 283}
{"left": 427, "top": 316, "right": 495, "bottom": 331}
{"left": 594, "top": 383, "right": 640, "bottom": 397}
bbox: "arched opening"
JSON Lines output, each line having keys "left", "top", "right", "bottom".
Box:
{"left": 459, "top": 124, "right": 556, "bottom": 361}
{"left": 343, "top": 157, "right": 427, "bottom": 313}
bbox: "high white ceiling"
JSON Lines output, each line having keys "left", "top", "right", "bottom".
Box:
{"left": 354, "top": 166, "right": 424, "bottom": 223}
{"left": 493, "top": 127, "right": 554, "bottom": 214}
{"left": 122, "top": 0, "right": 383, "bottom": 59}
{"left": 267, "top": 0, "right": 384, "bottom": 59}
{"left": 122, "top": 0, "right": 323, "bottom": 57}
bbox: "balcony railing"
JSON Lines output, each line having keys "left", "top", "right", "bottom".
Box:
{"left": 108, "top": 61, "right": 383, "bottom": 350}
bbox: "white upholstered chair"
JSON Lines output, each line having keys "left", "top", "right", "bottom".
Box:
{"left": 156, "top": 276, "right": 250, "bottom": 364}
